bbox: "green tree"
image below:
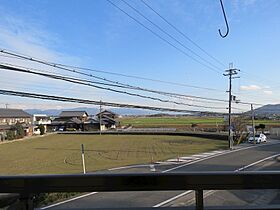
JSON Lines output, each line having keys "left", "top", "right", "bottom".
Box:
{"left": 11, "top": 123, "right": 25, "bottom": 139}
{"left": 6, "top": 130, "right": 15, "bottom": 140}
{"left": 38, "top": 125, "right": 45, "bottom": 135}
{"left": 255, "top": 124, "right": 265, "bottom": 132}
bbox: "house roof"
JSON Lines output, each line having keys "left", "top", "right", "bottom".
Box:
{"left": 51, "top": 117, "right": 82, "bottom": 125}
{"left": 0, "top": 108, "right": 31, "bottom": 118}
{"left": 59, "top": 111, "right": 88, "bottom": 118}
{"left": 102, "top": 115, "right": 118, "bottom": 123}
{"left": 84, "top": 117, "right": 108, "bottom": 125}
{"left": 96, "top": 110, "right": 118, "bottom": 117}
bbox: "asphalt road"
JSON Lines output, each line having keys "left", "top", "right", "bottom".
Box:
{"left": 43, "top": 139, "right": 280, "bottom": 209}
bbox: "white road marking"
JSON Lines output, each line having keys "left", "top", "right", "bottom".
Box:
{"left": 40, "top": 192, "right": 98, "bottom": 209}
{"left": 166, "top": 158, "right": 187, "bottom": 162}
{"left": 235, "top": 153, "right": 280, "bottom": 172}
{"left": 180, "top": 156, "right": 200, "bottom": 160}
{"left": 153, "top": 190, "right": 192, "bottom": 208}
{"left": 191, "top": 154, "right": 210, "bottom": 158}
{"left": 108, "top": 164, "right": 150, "bottom": 171}
{"left": 208, "top": 151, "right": 224, "bottom": 154}
{"left": 153, "top": 153, "right": 280, "bottom": 207}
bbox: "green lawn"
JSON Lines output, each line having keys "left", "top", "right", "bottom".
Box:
{"left": 0, "top": 134, "right": 227, "bottom": 175}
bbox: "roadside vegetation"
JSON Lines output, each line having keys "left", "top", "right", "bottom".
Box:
{"left": 0, "top": 134, "right": 227, "bottom": 175}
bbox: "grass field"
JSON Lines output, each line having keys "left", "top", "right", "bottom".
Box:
{"left": 120, "top": 117, "right": 280, "bottom": 128}
{"left": 0, "top": 134, "right": 227, "bottom": 175}
{"left": 120, "top": 117, "right": 224, "bottom": 128}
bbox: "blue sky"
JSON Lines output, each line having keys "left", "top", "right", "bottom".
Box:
{"left": 0, "top": 0, "right": 279, "bottom": 113}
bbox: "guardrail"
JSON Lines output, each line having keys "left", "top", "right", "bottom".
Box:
{"left": 1, "top": 171, "right": 280, "bottom": 210}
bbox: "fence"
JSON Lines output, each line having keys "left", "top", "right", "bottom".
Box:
{"left": 1, "top": 171, "right": 280, "bottom": 210}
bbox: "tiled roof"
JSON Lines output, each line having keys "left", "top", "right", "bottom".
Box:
{"left": 96, "top": 110, "right": 117, "bottom": 117}
{"left": 59, "top": 111, "right": 88, "bottom": 118}
{"left": 51, "top": 117, "right": 82, "bottom": 125}
{"left": 0, "top": 109, "right": 31, "bottom": 118}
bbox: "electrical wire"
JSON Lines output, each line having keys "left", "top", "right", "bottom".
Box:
{"left": 106, "top": 0, "right": 222, "bottom": 74}
{"left": 0, "top": 49, "right": 226, "bottom": 93}
{"left": 0, "top": 50, "right": 229, "bottom": 103}
{"left": 0, "top": 89, "right": 228, "bottom": 114}
{"left": 140, "top": 0, "right": 227, "bottom": 69}
{"left": 120, "top": 0, "right": 223, "bottom": 72}
{"left": 0, "top": 63, "right": 227, "bottom": 110}
{"left": 0, "top": 50, "right": 261, "bottom": 108}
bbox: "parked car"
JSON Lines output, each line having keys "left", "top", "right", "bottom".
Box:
{"left": 248, "top": 133, "right": 267, "bottom": 144}
{"left": 66, "top": 127, "right": 77, "bottom": 131}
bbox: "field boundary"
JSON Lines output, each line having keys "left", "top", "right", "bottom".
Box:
{"left": 58, "top": 131, "right": 227, "bottom": 140}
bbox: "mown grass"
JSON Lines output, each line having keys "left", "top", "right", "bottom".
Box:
{"left": 0, "top": 134, "right": 227, "bottom": 175}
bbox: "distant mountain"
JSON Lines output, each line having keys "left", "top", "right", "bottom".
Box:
{"left": 253, "top": 104, "right": 280, "bottom": 116}
{"left": 25, "top": 107, "right": 156, "bottom": 116}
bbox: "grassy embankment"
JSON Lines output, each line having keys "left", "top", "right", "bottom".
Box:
{"left": 0, "top": 134, "right": 227, "bottom": 175}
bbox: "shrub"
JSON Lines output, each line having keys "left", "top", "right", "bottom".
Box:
{"left": 6, "top": 130, "right": 15, "bottom": 140}
{"left": 11, "top": 123, "right": 25, "bottom": 139}
{"left": 38, "top": 125, "right": 45, "bottom": 135}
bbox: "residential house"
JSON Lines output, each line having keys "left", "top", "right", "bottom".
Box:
{"left": 0, "top": 108, "right": 32, "bottom": 140}
{"left": 96, "top": 110, "right": 119, "bottom": 130}
{"left": 59, "top": 111, "right": 88, "bottom": 122}
{"left": 83, "top": 117, "right": 101, "bottom": 131}
{"left": 96, "top": 110, "right": 118, "bottom": 119}
{"left": 32, "top": 114, "right": 52, "bottom": 134}
{"left": 49, "top": 111, "right": 88, "bottom": 131}
{"left": 49, "top": 109, "right": 119, "bottom": 132}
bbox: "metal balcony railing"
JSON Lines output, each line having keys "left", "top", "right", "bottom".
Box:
{"left": 1, "top": 171, "right": 280, "bottom": 210}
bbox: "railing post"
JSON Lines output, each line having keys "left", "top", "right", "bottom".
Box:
{"left": 19, "top": 194, "right": 34, "bottom": 210}
{"left": 195, "top": 190, "right": 204, "bottom": 210}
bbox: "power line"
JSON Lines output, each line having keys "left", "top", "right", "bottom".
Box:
{"left": 120, "top": 0, "right": 223, "bottom": 72}
{"left": 0, "top": 63, "right": 227, "bottom": 110}
{"left": 0, "top": 50, "right": 261, "bottom": 107}
{"left": 0, "top": 49, "right": 226, "bottom": 93}
{"left": 0, "top": 61, "right": 226, "bottom": 104}
{"left": 0, "top": 49, "right": 224, "bottom": 92}
{"left": 140, "top": 0, "right": 227, "bottom": 68}
{"left": 0, "top": 89, "right": 228, "bottom": 114}
{"left": 0, "top": 50, "right": 229, "bottom": 102}
{"left": 106, "top": 0, "right": 222, "bottom": 74}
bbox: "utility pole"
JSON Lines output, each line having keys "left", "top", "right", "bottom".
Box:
{"left": 99, "top": 101, "right": 102, "bottom": 135}
{"left": 224, "top": 63, "right": 240, "bottom": 150}
{"left": 5, "top": 103, "right": 9, "bottom": 109}
{"left": 251, "top": 104, "right": 255, "bottom": 144}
